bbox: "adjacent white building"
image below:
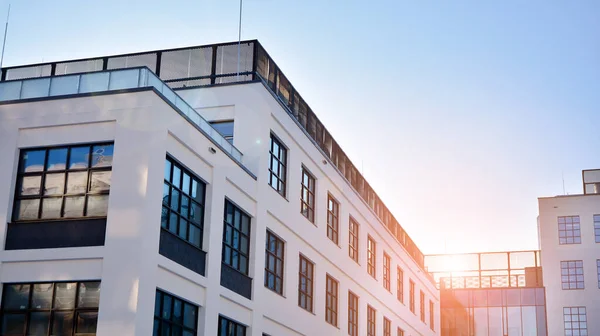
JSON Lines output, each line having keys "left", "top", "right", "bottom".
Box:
{"left": 0, "top": 41, "right": 439, "bottom": 336}
{"left": 538, "top": 169, "right": 600, "bottom": 336}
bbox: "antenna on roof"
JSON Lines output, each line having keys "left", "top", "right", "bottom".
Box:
{"left": 0, "top": 4, "right": 10, "bottom": 70}
{"left": 562, "top": 170, "right": 566, "bottom": 195}
{"left": 236, "top": 0, "right": 243, "bottom": 81}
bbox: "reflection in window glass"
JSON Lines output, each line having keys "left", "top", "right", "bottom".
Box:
{"left": 153, "top": 290, "right": 198, "bottom": 336}
{"left": 210, "top": 120, "right": 234, "bottom": 144}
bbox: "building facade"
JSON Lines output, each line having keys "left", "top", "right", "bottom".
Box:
{"left": 425, "top": 251, "right": 547, "bottom": 336}
{"left": 0, "top": 41, "right": 439, "bottom": 336}
{"left": 538, "top": 169, "right": 600, "bottom": 336}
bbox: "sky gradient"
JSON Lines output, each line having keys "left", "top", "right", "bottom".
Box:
{"left": 2, "top": 0, "right": 599, "bottom": 254}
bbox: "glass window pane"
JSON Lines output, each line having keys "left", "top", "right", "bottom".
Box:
{"left": 164, "top": 160, "right": 171, "bottom": 181}
{"left": 162, "top": 295, "right": 172, "bottom": 319}
{"left": 180, "top": 196, "right": 190, "bottom": 217}
{"left": 66, "top": 172, "right": 88, "bottom": 194}
{"left": 21, "top": 150, "right": 46, "bottom": 173}
{"left": 41, "top": 198, "right": 62, "bottom": 219}
{"left": 91, "top": 144, "right": 114, "bottom": 167}
{"left": 43, "top": 173, "right": 65, "bottom": 195}
{"left": 46, "top": 148, "right": 68, "bottom": 171}
{"left": 31, "top": 283, "right": 54, "bottom": 309}
{"left": 190, "top": 202, "right": 202, "bottom": 224}
{"left": 191, "top": 180, "right": 204, "bottom": 204}
{"left": 171, "top": 189, "right": 180, "bottom": 211}
{"left": 63, "top": 196, "right": 85, "bottom": 218}
{"left": 179, "top": 220, "right": 188, "bottom": 240}
{"left": 20, "top": 175, "right": 42, "bottom": 196}
{"left": 189, "top": 224, "right": 201, "bottom": 247}
{"left": 28, "top": 311, "right": 51, "bottom": 335}
{"left": 172, "top": 166, "right": 181, "bottom": 187}
{"left": 78, "top": 282, "right": 101, "bottom": 308}
{"left": 76, "top": 312, "right": 98, "bottom": 333}
{"left": 52, "top": 312, "right": 74, "bottom": 336}
{"left": 163, "top": 183, "right": 170, "bottom": 206}
{"left": 3, "top": 284, "right": 31, "bottom": 310}
{"left": 1, "top": 313, "right": 26, "bottom": 334}
{"left": 69, "top": 147, "right": 90, "bottom": 169}
{"left": 182, "top": 173, "right": 190, "bottom": 194}
{"left": 54, "top": 283, "right": 77, "bottom": 309}
{"left": 16, "top": 199, "right": 40, "bottom": 220}
{"left": 154, "top": 292, "right": 161, "bottom": 317}
{"left": 183, "top": 303, "right": 196, "bottom": 329}
{"left": 89, "top": 171, "right": 111, "bottom": 192}
{"left": 173, "top": 299, "right": 183, "bottom": 324}
{"left": 86, "top": 195, "right": 109, "bottom": 217}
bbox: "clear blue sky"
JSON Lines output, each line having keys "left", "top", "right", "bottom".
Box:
{"left": 2, "top": 0, "right": 599, "bottom": 254}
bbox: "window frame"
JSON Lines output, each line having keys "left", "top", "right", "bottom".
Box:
{"left": 349, "top": 217, "right": 359, "bottom": 263}
{"left": 367, "top": 305, "right": 376, "bottom": 336}
{"left": 397, "top": 266, "right": 404, "bottom": 303}
{"left": 397, "top": 327, "right": 405, "bottom": 336}
{"left": 13, "top": 142, "right": 114, "bottom": 222}
{"left": 594, "top": 214, "right": 600, "bottom": 243}
{"left": 560, "top": 260, "right": 585, "bottom": 290}
{"left": 348, "top": 291, "right": 359, "bottom": 336}
{"left": 327, "top": 194, "right": 340, "bottom": 244}
{"left": 409, "top": 279, "right": 415, "bottom": 314}
{"left": 383, "top": 316, "right": 391, "bottom": 336}
{"left": 563, "top": 307, "right": 587, "bottom": 336}
{"left": 429, "top": 300, "right": 434, "bottom": 331}
{"left": 383, "top": 252, "right": 391, "bottom": 291}
{"left": 367, "top": 236, "right": 377, "bottom": 279}
{"left": 325, "top": 274, "right": 339, "bottom": 327}
{"left": 154, "top": 289, "right": 198, "bottom": 336}
{"left": 222, "top": 199, "right": 252, "bottom": 275}
{"left": 298, "top": 254, "right": 314, "bottom": 313}
{"left": 300, "top": 167, "right": 315, "bottom": 223}
{"left": 162, "top": 156, "right": 206, "bottom": 249}
{"left": 558, "top": 215, "right": 581, "bottom": 245}
{"left": 210, "top": 120, "right": 234, "bottom": 144}
{"left": 419, "top": 290, "right": 425, "bottom": 323}
{"left": 268, "top": 134, "right": 287, "bottom": 197}
{"left": 597, "top": 259, "right": 600, "bottom": 289}
{"left": 218, "top": 315, "right": 247, "bottom": 336}
{"left": 264, "top": 230, "right": 285, "bottom": 295}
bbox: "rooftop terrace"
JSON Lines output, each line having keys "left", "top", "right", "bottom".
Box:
{"left": 0, "top": 40, "right": 428, "bottom": 273}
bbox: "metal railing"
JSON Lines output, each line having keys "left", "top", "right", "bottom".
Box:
{"left": 0, "top": 40, "right": 427, "bottom": 272}
{"left": 0, "top": 67, "right": 244, "bottom": 164}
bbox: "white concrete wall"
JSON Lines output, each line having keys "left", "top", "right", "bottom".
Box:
{"left": 538, "top": 194, "right": 600, "bottom": 336}
{"left": 0, "top": 82, "right": 439, "bottom": 336}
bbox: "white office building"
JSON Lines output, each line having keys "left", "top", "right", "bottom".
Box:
{"left": 0, "top": 41, "right": 439, "bottom": 336}
{"left": 538, "top": 169, "right": 600, "bottom": 336}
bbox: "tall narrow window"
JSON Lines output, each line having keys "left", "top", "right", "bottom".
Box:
{"left": 594, "top": 215, "right": 600, "bottom": 243}
{"left": 420, "top": 290, "right": 425, "bottom": 322}
{"left": 325, "top": 275, "right": 338, "bottom": 327}
{"left": 210, "top": 120, "right": 234, "bottom": 144}
{"left": 163, "top": 157, "right": 206, "bottom": 248}
{"left": 269, "top": 134, "right": 287, "bottom": 196}
{"left": 409, "top": 280, "right": 415, "bottom": 314}
{"left": 0, "top": 281, "right": 101, "bottom": 335}
{"left": 265, "top": 230, "right": 285, "bottom": 295}
{"left": 218, "top": 316, "right": 246, "bottom": 336}
{"left": 349, "top": 217, "right": 359, "bottom": 263}
{"left": 561, "top": 260, "right": 584, "bottom": 289}
{"left": 429, "top": 300, "right": 434, "bottom": 330}
{"left": 327, "top": 195, "right": 339, "bottom": 244}
{"left": 397, "top": 328, "right": 405, "bottom": 336}
{"left": 298, "top": 255, "right": 314, "bottom": 312}
{"left": 367, "top": 236, "right": 376, "bottom": 278}
{"left": 300, "top": 168, "right": 315, "bottom": 222}
{"left": 367, "top": 305, "right": 376, "bottom": 336}
{"left": 558, "top": 215, "right": 581, "bottom": 244}
{"left": 397, "top": 266, "right": 404, "bottom": 303}
{"left": 222, "top": 200, "right": 251, "bottom": 275}
{"left": 384, "top": 317, "right": 391, "bottom": 336}
{"left": 383, "top": 253, "right": 391, "bottom": 291}
{"left": 348, "top": 291, "right": 359, "bottom": 336}
{"left": 563, "top": 307, "right": 587, "bottom": 336}
{"left": 14, "top": 143, "right": 114, "bottom": 221}
{"left": 154, "top": 290, "right": 198, "bottom": 336}
{"left": 597, "top": 259, "right": 600, "bottom": 289}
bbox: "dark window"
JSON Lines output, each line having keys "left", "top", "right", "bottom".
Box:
{"left": 14, "top": 144, "right": 113, "bottom": 221}
{"left": 384, "top": 317, "right": 391, "bottom": 336}
{"left": 563, "top": 307, "right": 587, "bottom": 335}
{"left": 558, "top": 216, "right": 581, "bottom": 245}
{"left": 298, "top": 255, "right": 314, "bottom": 312}
{"left": 153, "top": 290, "right": 198, "bottom": 336}
{"left": 397, "top": 267, "right": 404, "bottom": 303}
{"left": 349, "top": 218, "right": 359, "bottom": 263}
{"left": 269, "top": 134, "right": 287, "bottom": 196}
{"left": 383, "top": 253, "right": 391, "bottom": 291}
{"left": 162, "top": 157, "right": 206, "bottom": 248}
{"left": 409, "top": 280, "right": 415, "bottom": 314}
{"left": 398, "top": 328, "right": 405, "bottom": 336}
{"left": 222, "top": 200, "right": 251, "bottom": 275}
{"left": 300, "top": 168, "right": 315, "bottom": 222}
{"left": 561, "top": 260, "right": 584, "bottom": 290}
{"left": 429, "top": 300, "right": 434, "bottom": 330}
{"left": 420, "top": 290, "right": 425, "bottom": 323}
{"left": 367, "top": 305, "right": 376, "bottom": 336}
{"left": 210, "top": 120, "right": 234, "bottom": 144}
{"left": 218, "top": 316, "right": 246, "bottom": 336}
{"left": 325, "top": 275, "right": 338, "bottom": 327}
{"left": 348, "top": 291, "right": 358, "bottom": 336}
{"left": 0, "top": 281, "right": 100, "bottom": 336}
{"left": 367, "top": 236, "right": 376, "bottom": 278}
{"left": 594, "top": 215, "right": 600, "bottom": 243}
{"left": 265, "top": 230, "right": 284, "bottom": 295}
{"left": 327, "top": 195, "right": 339, "bottom": 244}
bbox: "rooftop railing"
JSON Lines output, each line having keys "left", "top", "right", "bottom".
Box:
{"left": 0, "top": 40, "right": 427, "bottom": 272}
{"left": 0, "top": 67, "right": 245, "bottom": 165}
